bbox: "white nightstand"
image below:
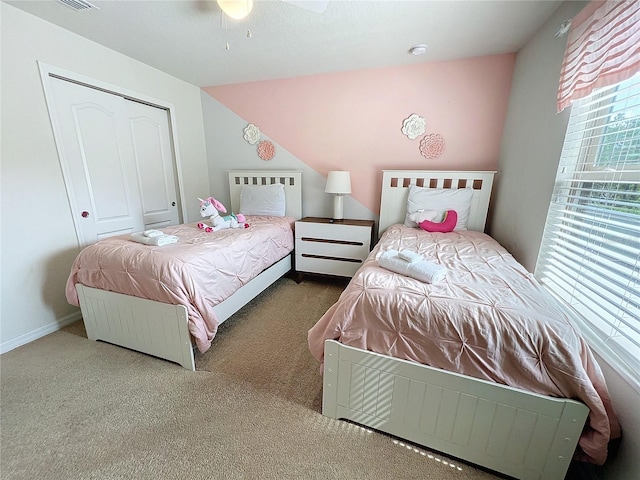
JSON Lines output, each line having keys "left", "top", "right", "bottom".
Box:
{"left": 295, "top": 217, "right": 375, "bottom": 278}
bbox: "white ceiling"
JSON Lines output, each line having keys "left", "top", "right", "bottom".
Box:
{"left": 5, "top": 0, "right": 563, "bottom": 87}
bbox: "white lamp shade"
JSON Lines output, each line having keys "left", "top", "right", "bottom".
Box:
{"left": 217, "top": 0, "right": 254, "bottom": 20}
{"left": 325, "top": 171, "right": 351, "bottom": 220}
{"left": 325, "top": 171, "right": 351, "bottom": 194}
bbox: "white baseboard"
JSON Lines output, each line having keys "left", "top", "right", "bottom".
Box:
{"left": 0, "top": 311, "right": 82, "bottom": 354}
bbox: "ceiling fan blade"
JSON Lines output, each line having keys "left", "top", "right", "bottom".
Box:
{"left": 280, "top": 0, "right": 329, "bottom": 14}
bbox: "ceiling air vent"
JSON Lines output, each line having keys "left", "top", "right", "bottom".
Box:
{"left": 56, "top": 0, "right": 98, "bottom": 11}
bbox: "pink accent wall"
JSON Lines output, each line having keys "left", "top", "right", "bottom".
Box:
{"left": 203, "top": 54, "right": 515, "bottom": 214}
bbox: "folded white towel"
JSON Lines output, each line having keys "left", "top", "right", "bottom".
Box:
{"left": 143, "top": 229, "right": 164, "bottom": 237}
{"left": 397, "top": 250, "right": 424, "bottom": 263}
{"left": 130, "top": 232, "right": 178, "bottom": 246}
{"left": 379, "top": 249, "right": 446, "bottom": 284}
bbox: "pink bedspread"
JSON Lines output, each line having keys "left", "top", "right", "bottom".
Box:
{"left": 308, "top": 224, "right": 620, "bottom": 465}
{"left": 66, "top": 216, "right": 294, "bottom": 353}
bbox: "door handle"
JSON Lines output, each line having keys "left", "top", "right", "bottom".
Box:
{"left": 171, "top": 202, "right": 176, "bottom": 206}
{"left": 81, "top": 211, "right": 89, "bottom": 218}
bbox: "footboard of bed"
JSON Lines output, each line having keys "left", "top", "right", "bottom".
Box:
{"left": 75, "top": 255, "right": 293, "bottom": 371}
{"left": 322, "top": 340, "right": 589, "bottom": 480}
{"left": 76, "top": 284, "right": 195, "bottom": 370}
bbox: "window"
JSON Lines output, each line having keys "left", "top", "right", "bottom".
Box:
{"left": 536, "top": 73, "right": 640, "bottom": 377}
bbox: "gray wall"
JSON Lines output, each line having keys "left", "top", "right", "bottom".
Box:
{"left": 489, "top": 2, "right": 581, "bottom": 272}
{"left": 0, "top": 4, "right": 210, "bottom": 352}
{"left": 490, "top": 2, "right": 639, "bottom": 478}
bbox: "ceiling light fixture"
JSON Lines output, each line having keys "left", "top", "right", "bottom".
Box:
{"left": 217, "top": 0, "right": 254, "bottom": 20}
{"left": 409, "top": 44, "right": 428, "bottom": 56}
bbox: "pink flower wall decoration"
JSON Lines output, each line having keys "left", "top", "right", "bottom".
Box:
{"left": 257, "top": 140, "right": 275, "bottom": 160}
{"left": 419, "top": 133, "right": 446, "bottom": 159}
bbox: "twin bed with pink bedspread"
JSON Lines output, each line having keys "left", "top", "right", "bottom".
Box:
{"left": 65, "top": 170, "right": 302, "bottom": 370}
{"left": 67, "top": 216, "right": 294, "bottom": 354}
{"left": 308, "top": 170, "right": 620, "bottom": 480}
{"left": 308, "top": 224, "right": 620, "bottom": 466}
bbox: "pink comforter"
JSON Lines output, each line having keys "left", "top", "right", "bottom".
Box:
{"left": 66, "top": 216, "right": 294, "bottom": 353}
{"left": 308, "top": 224, "right": 620, "bottom": 465}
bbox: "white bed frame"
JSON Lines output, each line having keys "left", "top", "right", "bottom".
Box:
{"left": 322, "top": 170, "right": 589, "bottom": 480}
{"left": 76, "top": 170, "right": 302, "bottom": 371}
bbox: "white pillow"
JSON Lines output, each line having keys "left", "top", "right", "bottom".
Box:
{"left": 240, "top": 184, "right": 286, "bottom": 216}
{"left": 404, "top": 186, "right": 474, "bottom": 230}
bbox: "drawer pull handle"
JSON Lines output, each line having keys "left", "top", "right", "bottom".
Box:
{"left": 300, "top": 237, "right": 364, "bottom": 246}
{"left": 301, "top": 254, "right": 363, "bottom": 263}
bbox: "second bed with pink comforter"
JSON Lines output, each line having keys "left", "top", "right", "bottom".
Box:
{"left": 67, "top": 216, "right": 294, "bottom": 354}
{"left": 308, "top": 224, "right": 620, "bottom": 465}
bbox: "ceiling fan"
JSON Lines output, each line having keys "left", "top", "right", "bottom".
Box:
{"left": 216, "top": 0, "right": 329, "bottom": 20}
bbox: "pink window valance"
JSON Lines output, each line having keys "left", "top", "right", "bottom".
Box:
{"left": 557, "top": 0, "right": 640, "bottom": 112}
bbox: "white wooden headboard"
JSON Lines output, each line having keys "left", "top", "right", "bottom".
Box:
{"left": 228, "top": 170, "right": 303, "bottom": 220}
{"left": 379, "top": 170, "right": 496, "bottom": 237}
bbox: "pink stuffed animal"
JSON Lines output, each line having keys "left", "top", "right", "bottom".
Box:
{"left": 417, "top": 209, "right": 457, "bottom": 233}
{"left": 197, "top": 197, "right": 248, "bottom": 232}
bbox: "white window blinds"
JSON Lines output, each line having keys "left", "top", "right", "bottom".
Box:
{"left": 536, "top": 73, "right": 640, "bottom": 375}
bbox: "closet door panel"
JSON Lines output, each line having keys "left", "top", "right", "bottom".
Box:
{"left": 49, "top": 77, "right": 144, "bottom": 245}
{"left": 76, "top": 105, "right": 129, "bottom": 220}
{"left": 126, "top": 100, "right": 180, "bottom": 229}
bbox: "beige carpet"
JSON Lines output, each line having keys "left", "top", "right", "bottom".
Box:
{"left": 194, "top": 275, "right": 348, "bottom": 412}
{"left": 1, "top": 276, "right": 505, "bottom": 479}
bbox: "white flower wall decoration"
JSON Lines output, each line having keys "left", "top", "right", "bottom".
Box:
{"left": 243, "top": 123, "right": 261, "bottom": 145}
{"left": 401, "top": 114, "right": 426, "bottom": 140}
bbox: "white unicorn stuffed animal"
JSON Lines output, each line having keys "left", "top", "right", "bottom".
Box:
{"left": 197, "top": 197, "right": 248, "bottom": 232}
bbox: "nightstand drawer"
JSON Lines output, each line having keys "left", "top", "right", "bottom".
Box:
{"left": 295, "top": 239, "right": 370, "bottom": 261}
{"left": 295, "top": 222, "right": 371, "bottom": 246}
{"left": 295, "top": 254, "right": 363, "bottom": 278}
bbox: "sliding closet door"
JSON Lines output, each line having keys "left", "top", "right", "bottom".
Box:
{"left": 125, "top": 99, "right": 180, "bottom": 229}
{"left": 47, "top": 76, "right": 180, "bottom": 246}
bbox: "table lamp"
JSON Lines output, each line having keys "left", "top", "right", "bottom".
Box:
{"left": 325, "top": 171, "right": 351, "bottom": 221}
